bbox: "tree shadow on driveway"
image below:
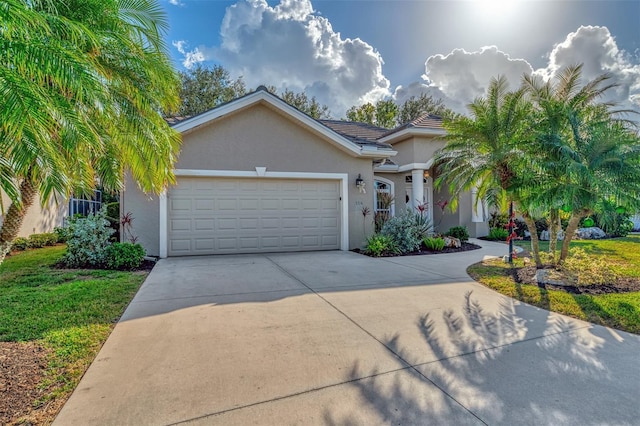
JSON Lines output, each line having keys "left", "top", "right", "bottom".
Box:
{"left": 325, "top": 291, "right": 640, "bottom": 425}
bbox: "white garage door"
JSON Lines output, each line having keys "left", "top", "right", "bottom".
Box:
{"left": 167, "top": 177, "right": 341, "bottom": 256}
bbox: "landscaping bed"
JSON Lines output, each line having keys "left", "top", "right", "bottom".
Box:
{"left": 353, "top": 241, "right": 481, "bottom": 257}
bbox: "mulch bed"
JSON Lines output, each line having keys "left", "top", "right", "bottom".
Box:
{"left": 0, "top": 342, "right": 49, "bottom": 425}
{"left": 353, "top": 241, "right": 482, "bottom": 257}
{"left": 510, "top": 265, "right": 640, "bottom": 295}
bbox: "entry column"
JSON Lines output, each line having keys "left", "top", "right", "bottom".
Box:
{"left": 411, "top": 169, "right": 424, "bottom": 210}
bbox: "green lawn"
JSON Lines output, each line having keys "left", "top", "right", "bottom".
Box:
{"left": 470, "top": 235, "right": 640, "bottom": 334}
{"left": 0, "top": 246, "right": 147, "bottom": 422}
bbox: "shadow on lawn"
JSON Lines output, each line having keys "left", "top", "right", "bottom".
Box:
{"left": 324, "top": 291, "right": 640, "bottom": 425}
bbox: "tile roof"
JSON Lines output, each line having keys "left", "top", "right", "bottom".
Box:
{"left": 381, "top": 113, "right": 444, "bottom": 138}
{"left": 164, "top": 115, "right": 191, "bottom": 126}
{"left": 319, "top": 120, "right": 389, "bottom": 140}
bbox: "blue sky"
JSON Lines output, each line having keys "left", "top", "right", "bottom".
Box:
{"left": 164, "top": 0, "right": 640, "bottom": 117}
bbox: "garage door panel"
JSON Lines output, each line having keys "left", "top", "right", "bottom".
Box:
{"left": 194, "top": 199, "right": 214, "bottom": 211}
{"left": 168, "top": 177, "right": 340, "bottom": 256}
{"left": 214, "top": 218, "right": 236, "bottom": 230}
{"left": 194, "top": 219, "right": 214, "bottom": 231}
{"left": 195, "top": 239, "right": 215, "bottom": 250}
{"left": 170, "top": 219, "right": 191, "bottom": 232}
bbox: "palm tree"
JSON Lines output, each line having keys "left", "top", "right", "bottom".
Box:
{"left": 435, "top": 76, "right": 544, "bottom": 266}
{"left": 523, "top": 65, "right": 640, "bottom": 263}
{"left": 0, "top": 0, "right": 180, "bottom": 262}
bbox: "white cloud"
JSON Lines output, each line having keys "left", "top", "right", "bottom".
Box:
{"left": 394, "top": 46, "right": 534, "bottom": 113}
{"left": 172, "top": 40, "right": 205, "bottom": 69}
{"left": 168, "top": 0, "right": 183, "bottom": 5}
{"left": 538, "top": 25, "right": 640, "bottom": 112}
{"left": 396, "top": 26, "right": 640, "bottom": 115}
{"left": 175, "top": 0, "right": 390, "bottom": 117}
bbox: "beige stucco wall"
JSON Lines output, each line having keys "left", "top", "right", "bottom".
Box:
{"left": 1, "top": 191, "right": 68, "bottom": 238}
{"left": 124, "top": 103, "right": 377, "bottom": 256}
{"left": 389, "top": 135, "right": 446, "bottom": 167}
{"left": 120, "top": 178, "right": 160, "bottom": 254}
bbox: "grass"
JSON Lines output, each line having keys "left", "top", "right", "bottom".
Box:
{"left": 0, "top": 245, "right": 147, "bottom": 421}
{"left": 469, "top": 235, "right": 640, "bottom": 334}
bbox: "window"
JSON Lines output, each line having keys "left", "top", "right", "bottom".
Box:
{"left": 69, "top": 190, "right": 102, "bottom": 217}
{"left": 374, "top": 179, "right": 394, "bottom": 217}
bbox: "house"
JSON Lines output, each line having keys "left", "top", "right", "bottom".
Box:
{"left": 123, "top": 87, "right": 488, "bottom": 257}
{"left": 0, "top": 191, "right": 103, "bottom": 238}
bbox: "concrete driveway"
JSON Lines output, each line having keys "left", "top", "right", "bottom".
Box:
{"left": 54, "top": 240, "right": 640, "bottom": 425}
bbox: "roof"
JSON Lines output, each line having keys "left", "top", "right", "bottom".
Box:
{"left": 319, "top": 120, "right": 389, "bottom": 141}
{"left": 382, "top": 113, "right": 443, "bottom": 137}
{"left": 318, "top": 120, "right": 392, "bottom": 149}
{"left": 164, "top": 115, "right": 190, "bottom": 126}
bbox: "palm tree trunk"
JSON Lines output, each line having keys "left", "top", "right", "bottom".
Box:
{"left": 548, "top": 208, "right": 558, "bottom": 264}
{"left": 559, "top": 211, "right": 588, "bottom": 264}
{"left": 0, "top": 177, "right": 38, "bottom": 264}
{"left": 521, "top": 211, "right": 542, "bottom": 268}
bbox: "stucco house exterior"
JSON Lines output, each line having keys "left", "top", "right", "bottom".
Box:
{"left": 123, "top": 87, "right": 489, "bottom": 257}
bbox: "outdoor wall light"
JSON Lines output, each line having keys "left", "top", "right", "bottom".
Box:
{"left": 423, "top": 170, "right": 430, "bottom": 179}
{"left": 355, "top": 174, "right": 366, "bottom": 193}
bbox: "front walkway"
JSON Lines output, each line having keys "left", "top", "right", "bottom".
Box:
{"left": 54, "top": 240, "right": 640, "bottom": 425}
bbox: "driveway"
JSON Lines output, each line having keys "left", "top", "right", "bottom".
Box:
{"left": 54, "top": 240, "right": 640, "bottom": 425}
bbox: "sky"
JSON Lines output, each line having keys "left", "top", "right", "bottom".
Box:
{"left": 165, "top": 0, "right": 640, "bottom": 118}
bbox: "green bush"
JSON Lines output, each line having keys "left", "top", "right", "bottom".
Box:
{"left": 381, "top": 210, "right": 432, "bottom": 254}
{"left": 445, "top": 226, "right": 469, "bottom": 242}
{"left": 487, "top": 227, "right": 509, "bottom": 241}
{"left": 63, "top": 207, "right": 115, "bottom": 268}
{"left": 106, "top": 242, "right": 146, "bottom": 270}
{"left": 423, "top": 236, "right": 445, "bottom": 251}
{"left": 27, "top": 233, "right": 58, "bottom": 248}
{"left": 488, "top": 212, "right": 508, "bottom": 229}
{"left": 54, "top": 226, "right": 71, "bottom": 243}
{"left": 363, "top": 234, "right": 400, "bottom": 257}
{"left": 11, "top": 237, "right": 28, "bottom": 251}
{"left": 561, "top": 247, "right": 619, "bottom": 286}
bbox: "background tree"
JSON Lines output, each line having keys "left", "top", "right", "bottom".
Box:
{"left": 345, "top": 94, "right": 454, "bottom": 128}
{"left": 345, "top": 100, "right": 397, "bottom": 128}
{"left": 398, "top": 93, "right": 454, "bottom": 123}
{"left": 176, "top": 64, "right": 246, "bottom": 117}
{"left": 0, "top": 0, "right": 180, "bottom": 262}
{"left": 346, "top": 102, "right": 376, "bottom": 124}
{"left": 279, "top": 88, "right": 330, "bottom": 119}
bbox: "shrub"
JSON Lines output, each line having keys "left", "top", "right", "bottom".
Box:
{"left": 488, "top": 212, "right": 508, "bottom": 230}
{"left": 514, "top": 218, "right": 527, "bottom": 238}
{"left": 381, "top": 210, "right": 430, "bottom": 254}
{"left": 363, "top": 234, "right": 400, "bottom": 257}
{"left": 423, "top": 236, "right": 445, "bottom": 251}
{"left": 27, "top": 233, "right": 58, "bottom": 248}
{"left": 11, "top": 237, "right": 28, "bottom": 251}
{"left": 412, "top": 211, "right": 434, "bottom": 238}
{"left": 445, "top": 226, "right": 469, "bottom": 242}
{"left": 561, "top": 247, "right": 619, "bottom": 286}
{"left": 106, "top": 242, "right": 146, "bottom": 270}
{"left": 53, "top": 226, "right": 71, "bottom": 243}
{"left": 592, "top": 199, "right": 633, "bottom": 237}
{"left": 487, "top": 227, "right": 509, "bottom": 241}
{"left": 63, "top": 207, "right": 115, "bottom": 268}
